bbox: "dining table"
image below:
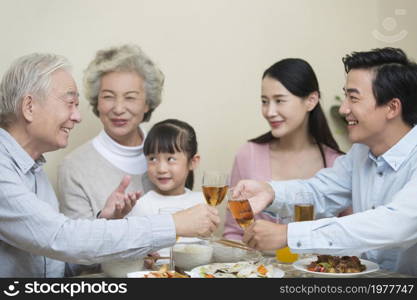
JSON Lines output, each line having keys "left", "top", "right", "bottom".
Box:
{"left": 74, "top": 253, "right": 414, "bottom": 278}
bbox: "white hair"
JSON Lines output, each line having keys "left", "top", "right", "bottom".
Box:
{"left": 83, "top": 44, "right": 164, "bottom": 121}
{"left": 0, "top": 53, "right": 71, "bottom": 128}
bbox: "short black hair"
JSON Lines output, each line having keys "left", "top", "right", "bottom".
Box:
{"left": 144, "top": 119, "right": 197, "bottom": 189}
{"left": 343, "top": 48, "right": 417, "bottom": 127}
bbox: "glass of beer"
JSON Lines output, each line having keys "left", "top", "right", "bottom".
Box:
{"left": 202, "top": 171, "right": 229, "bottom": 207}
{"left": 294, "top": 192, "right": 315, "bottom": 222}
{"left": 275, "top": 192, "right": 315, "bottom": 263}
{"left": 202, "top": 171, "right": 229, "bottom": 240}
{"left": 158, "top": 207, "right": 183, "bottom": 270}
{"left": 227, "top": 189, "right": 254, "bottom": 229}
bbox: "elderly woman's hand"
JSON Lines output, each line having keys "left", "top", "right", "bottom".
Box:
{"left": 98, "top": 175, "right": 142, "bottom": 219}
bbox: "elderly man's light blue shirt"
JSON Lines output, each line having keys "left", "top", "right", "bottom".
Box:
{"left": 0, "top": 128, "right": 176, "bottom": 277}
{"left": 269, "top": 126, "right": 417, "bottom": 276}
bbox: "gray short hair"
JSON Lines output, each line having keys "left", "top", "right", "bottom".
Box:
{"left": 84, "top": 44, "right": 165, "bottom": 122}
{"left": 0, "top": 53, "right": 71, "bottom": 128}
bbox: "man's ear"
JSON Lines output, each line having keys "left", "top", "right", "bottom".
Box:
{"left": 21, "top": 95, "right": 35, "bottom": 122}
{"left": 305, "top": 91, "right": 319, "bottom": 112}
{"left": 189, "top": 154, "right": 201, "bottom": 170}
{"left": 386, "top": 98, "right": 402, "bottom": 120}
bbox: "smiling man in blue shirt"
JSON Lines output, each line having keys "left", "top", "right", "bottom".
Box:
{"left": 237, "top": 48, "right": 417, "bottom": 276}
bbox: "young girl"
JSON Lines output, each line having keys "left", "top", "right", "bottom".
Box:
{"left": 129, "top": 118, "right": 205, "bottom": 217}
{"left": 128, "top": 119, "right": 206, "bottom": 270}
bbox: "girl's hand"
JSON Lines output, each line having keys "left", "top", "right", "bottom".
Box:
{"left": 99, "top": 175, "right": 142, "bottom": 219}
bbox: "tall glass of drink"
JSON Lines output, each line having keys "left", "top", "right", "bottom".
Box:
{"left": 227, "top": 189, "right": 254, "bottom": 229}
{"left": 276, "top": 191, "right": 315, "bottom": 263}
{"left": 158, "top": 207, "right": 182, "bottom": 270}
{"left": 202, "top": 171, "right": 229, "bottom": 240}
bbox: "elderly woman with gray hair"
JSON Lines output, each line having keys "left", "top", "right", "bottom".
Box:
{"left": 58, "top": 44, "right": 164, "bottom": 219}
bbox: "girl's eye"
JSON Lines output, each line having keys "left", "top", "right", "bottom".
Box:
{"left": 147, "top": 157, "right": 157, "bottom": 162}
{"left": 275, "top": 99, "right": 282, "bottom": 104}
{"left": 261, "top": 99, "right": 268, "bottom": 105}
{"left": 168, "top": 157, "right": 176, "bottom": 162}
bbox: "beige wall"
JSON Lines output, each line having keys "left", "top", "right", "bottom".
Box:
{"left": 1, "top": 0, "right": 416, "bottom": 234}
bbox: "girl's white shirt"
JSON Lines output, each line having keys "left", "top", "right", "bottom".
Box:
{"left": 129, "top": 188, "right": 205, "bottom": 218}
{"left": 92, "top": 126, "right": 147, "bottom": 175}
{"left": 128, "top": 189, "right": 206, "bottom": 251}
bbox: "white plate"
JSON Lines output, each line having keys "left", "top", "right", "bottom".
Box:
{"left": 189, "top": 261, "right": 285, "bottom": 278}
{"left": 127, "top": 271, "right": 154, "bottom": 278}
{"left": 127, "top": 270, "right": 192, "bottom": 278}
{"left": 292, "top": 257, "right": 379, "bottom": 277}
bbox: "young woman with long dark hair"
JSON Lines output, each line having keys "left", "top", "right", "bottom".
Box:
{"left": 223, "top": 58, "right": 349, "bottom": 241}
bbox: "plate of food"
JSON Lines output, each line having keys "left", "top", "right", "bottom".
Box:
{"left": 189, "top": 261, "right": 285, "bottom": 278}
{"left": 127, "top": 264, "right": 190, "bottom": 278}
{"left": 292, "top": 255, "right": 379, "bottom": 277}
{"left": 127, "top": 270, "right": 190, "bottom": 278}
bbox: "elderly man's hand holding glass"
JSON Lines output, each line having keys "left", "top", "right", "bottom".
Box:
{"left": 173, "top": 203, "right": 220, "bottom": 238}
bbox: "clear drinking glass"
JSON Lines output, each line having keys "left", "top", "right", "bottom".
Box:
{"left": 158, "top": 207, "right": 182, "bottom": 270}
{"left": 226, "top": 189, "right": 254, "bottom": 230}
{"left": 276, "top": 192, "right": 315, "bottom": 263}
{"left": 294, "top": 192, "right": 315, "bottom": 260}
{"left": 202, "top": 171, "right": 229, "bottom": 240}
{"left": 202, "top": 171, "right": 229, "bottom": 207}
{"left": 293, "top": 192, "right": 315, "bottom": 222}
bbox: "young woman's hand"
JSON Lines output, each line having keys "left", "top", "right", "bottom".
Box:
{"left": 173, "top": 204, "right": 220, "bottom": 237}
{"left": 99, "top": 175, "right": 141, "bottom": 219}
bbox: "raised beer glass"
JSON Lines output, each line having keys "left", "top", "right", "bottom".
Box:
{"left": 227, "top": 189, "right": 254, "bottom": 229}
{"left": 202, "top": 171, "right": 229, "bottom": 240}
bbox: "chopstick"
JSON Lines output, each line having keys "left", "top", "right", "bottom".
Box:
{"left": 214, "top": 238, "right": 253, "bottom": 251}
{"left": 149, "top": 256, "right": 170, "bottom": 261}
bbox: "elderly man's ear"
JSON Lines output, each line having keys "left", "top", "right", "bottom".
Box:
{"left": 21, "top": 95, "right": 35, "bottom": 122}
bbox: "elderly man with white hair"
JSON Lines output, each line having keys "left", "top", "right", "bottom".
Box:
{"left": 0, "top": 53, "right": 219, "bottom": 277}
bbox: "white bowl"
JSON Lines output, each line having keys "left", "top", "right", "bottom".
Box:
{"left": 172, "top": 243, "right": 213, "bottom": 270}
{"left": 212, "top": 242, "right": 259, "bottom": 263}
{"left": 101, "top": 258, "right": 145, "bottom": 278}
